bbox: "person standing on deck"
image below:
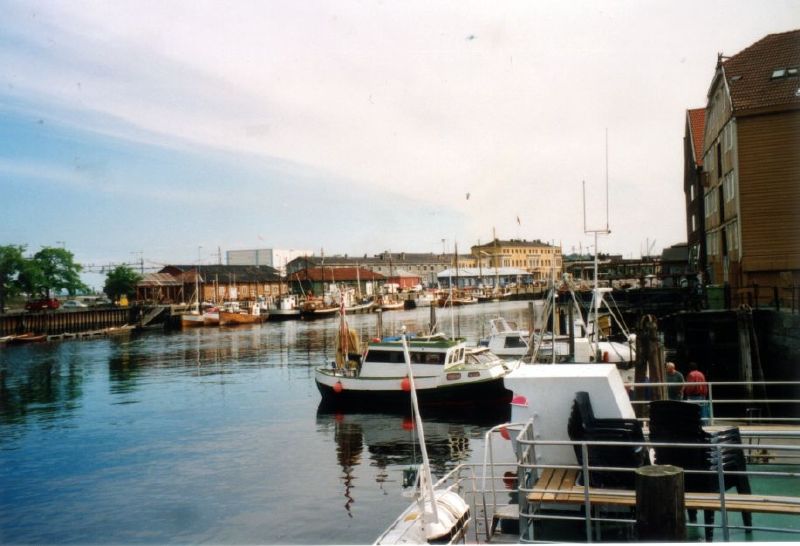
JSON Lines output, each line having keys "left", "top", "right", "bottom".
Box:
{"left": 665, "top": 362, "right": 685, "bottom": 401}
{"left": 685, "top": 361, "right": 710, "bottom": 421}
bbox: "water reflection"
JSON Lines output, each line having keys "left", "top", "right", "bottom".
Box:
{"left": 316, "top": 403, "right": 510, "bottom": 517}
{"left": 0, "top": 301, "right": 534, "bottom": 543}
{"left": 0, "top": 343, "right": 87, "bottom": 426}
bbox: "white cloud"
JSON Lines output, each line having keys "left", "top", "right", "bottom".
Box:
{"left": 3, "top": 0, "right": 800, "bottom": 257}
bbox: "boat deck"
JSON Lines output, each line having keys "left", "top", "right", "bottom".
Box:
{"left": 529, "top": 466, "right": 800, "bottom": 515}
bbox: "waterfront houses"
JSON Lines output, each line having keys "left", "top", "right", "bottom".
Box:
{"left": 135, "top": 265, "right": 283, "bottom": 304}
{"left": 685, "top": 30, "right": 800, "bottom": 305}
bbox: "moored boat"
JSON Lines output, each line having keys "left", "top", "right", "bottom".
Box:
{"left": 267, "top": 294, "right": 300, "bottom": 320}
{"left": 203, "top": 306, "right": 220, "bottom": 326}
{"left": 373, "top": 334, "right": 471, "bottom": 545}
{"left": 219, "top": 302, "right": 266, "bottom": 326}
{"left": 7, "top": 332, "right": 47, "bottom": 344}
{"left": 480, "top": 316, "right": 531, "bottom": 358}
{"left": 315, "top": 330, "right": 514, "bottom": 409}
{"left": 180, "top": 310, "right": 205, "bottom": 327}
{"left": 299, "top": 295, "right": 339, "bottom": 319}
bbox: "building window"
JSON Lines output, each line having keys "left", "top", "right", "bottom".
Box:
{"left": 723, "top": 172, "right": 736, "bottom": 203}
{"left": 706, "top": 232, "right": 717, "bottom": 257}
{"left": 691, "top": 214, "right": 697, "bottom": 232}
{"left": 690, "top": 184, "right": 695, "bottom": 201}
{"left": 727, "top": 221, "right": 739, "bottom": 253}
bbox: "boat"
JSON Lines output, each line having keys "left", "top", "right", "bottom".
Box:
{"left": 379, "top": 294, "right": 405, "bottom": 311}
{"left": 315, "top": 315, "right": 515, "bottom": 408}
{"left": 202, "top": 306, "right": 220, "bottom": 326}
{"left": 219, "top": 301, "right": 266, "bottom": 326}
{"left": 7, "top": 333, "right": 47, "bottom": 344}
{"left": 180, "top": 267, "right": 205, "bottom": 327}
{"left": 475, "top": 289, "right": 512, "bottom": 303}
{"left": 405, "top": 291, "right": 435, "bottom": 309}
{"left": 268, "top": 294, "right": 301, "bottom": 321}
{"left": 299, "top": 297, "right": 339, "bottom": 320}
{"left": 436, "top": 291, "right": 477, "bottom": 307}
{"left": 378, "top": 361, "right": 800, "bottom": 543}
{"left": 480, "top": 316, "right": 531, "bottom": 358}
{"left": 340, "top": 287, "right": 375, "bottom": 314}
{"left": 373, "top": 334, "right": 471, "bottom": 544}
{"left": 180, "top": 309, "right": 205, "bottom": 327}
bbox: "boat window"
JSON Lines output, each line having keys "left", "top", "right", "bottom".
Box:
{"left": 364, "top": 350, "right": 405, "bottom": 363}
{"left": 504, "top": 336, "right": 527, "bottom": 348}
{"left": 467, "top": 351, "right": 495, "bottom": 365}
{"left": 423, "top": 352, "right": 445, "bottom": 364}
{"left": 365, "top": 350, "right": 445, "bottom": 365}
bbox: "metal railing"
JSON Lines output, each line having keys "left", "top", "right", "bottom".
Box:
{"left": 626, "top": 379, "right": 800, "bottom": 428}
{"left": 513, "top": 422, "right": 800, "bottom": 543}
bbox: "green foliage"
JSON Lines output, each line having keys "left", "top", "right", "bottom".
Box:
{"left": 0, "top": 245, "right": 27, "bottom": 312}
{"left": 104, "top": 265, "right": 142, "bottom": 301}
{"left": 30, "top": 247, "right": 89, "bottom": 298}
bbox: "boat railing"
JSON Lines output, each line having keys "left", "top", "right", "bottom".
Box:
{"left": 626, "top": 379, "right": 800, "bottom": 428}
{"left": 382, "top": 416, "right": 800, "bottom": 544}
{"left": 512, "top": 420, "right": 800, "bottom": 543}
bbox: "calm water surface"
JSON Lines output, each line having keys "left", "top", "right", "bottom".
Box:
{"left": 0, "top": 302, "right": 533, "bottom": 544}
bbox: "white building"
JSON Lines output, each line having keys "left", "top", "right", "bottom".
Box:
{"left": 226, "top": 248, "right": 312, "bottom": 276}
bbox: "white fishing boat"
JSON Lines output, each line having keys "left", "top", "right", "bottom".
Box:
{"left": 268, "top": 294, "right": 300, "bottom": 321}
{"left": 202, "top": 306, "right": 220, "bottom": 326}
{"left": 180, "top": 307, "right": 205, "bottom": 327}
{"left": 481, "top": 316, "right": 531, "bottom": 358}
{"left": 373, "top": 335, "right": 471, "bottom": 544}
{"left": 315, "top": 312, "right": 514, "bottom": 409}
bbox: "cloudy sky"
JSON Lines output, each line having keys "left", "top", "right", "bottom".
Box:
{"left": 2, "top": 0, "right": 799, "bottom": 286}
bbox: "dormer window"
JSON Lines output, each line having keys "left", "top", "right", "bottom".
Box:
{"left": 772, "top": 67, "right": 799, "bottom": 79}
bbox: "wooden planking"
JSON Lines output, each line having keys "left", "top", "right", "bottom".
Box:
{"left": 737, "top": 110, "right": 800, "bottom": 273}
{"left": 528, "top": 467, "right": 800, "bottom": 515}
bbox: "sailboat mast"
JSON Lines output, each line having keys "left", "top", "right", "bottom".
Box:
{"left": 401, "top": 334, "right": 440, "bottom": 526}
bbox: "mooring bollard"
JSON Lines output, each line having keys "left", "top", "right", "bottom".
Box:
{"left": 635, "top": 464, "right": 686, "bottom": 541}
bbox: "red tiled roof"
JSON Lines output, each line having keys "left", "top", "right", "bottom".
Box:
{"left": 723, "top": 29, "right": 800, "bottom": 114}
{"left": 687, "top": 108, "right": 706, "bottom": 166}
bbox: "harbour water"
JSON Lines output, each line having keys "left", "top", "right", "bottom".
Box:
{"left": 0, "top": 301, "right": 532, "bottom": 544}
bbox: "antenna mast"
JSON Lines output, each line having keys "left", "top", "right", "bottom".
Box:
{"left": 582, "top": 129, "right": 612, "bottom": 360}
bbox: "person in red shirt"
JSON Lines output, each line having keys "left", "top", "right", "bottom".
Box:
{"left": 685, "top": 361, "right": 710, "bottom": 421}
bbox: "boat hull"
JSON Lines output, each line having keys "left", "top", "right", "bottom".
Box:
{"left": 219, "top": 311, "right": 265, "bottom": 326}
{"left": 181, "top": 314, "right": 205, "bottom": 327}
{"left": 267, "top": 309, "right": 301, "bottom": 321}
{"left": 345, "top": 301, "right": 375, "bottom": 314}
{"left": 315, "top": 372, "right": 511, "bottom": 409}
{"left": 299, "top": 307, "right": 338, "bottom": 320}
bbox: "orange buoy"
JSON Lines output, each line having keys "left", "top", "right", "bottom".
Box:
{"left": 499, "top": 426, "right": 510, "bottom": 440}
{"left": 333, "top": 381, "right": 343, "bottom": 393}
{"left": 401, "top": 417, "right": 415, "bottom": 430}
{"left": 602, "top": 351, "right": 609, "bottom": 362}
{"left": 400, "top": 377, "right": 411, "bottom": 392}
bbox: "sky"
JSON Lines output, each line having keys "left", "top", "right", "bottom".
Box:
{"left": 2, "top": 0, "right": 799, "bottom": 289}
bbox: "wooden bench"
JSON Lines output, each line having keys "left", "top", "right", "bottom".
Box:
{"left": 528, "top": 467, "right": 800, "bottom": 516}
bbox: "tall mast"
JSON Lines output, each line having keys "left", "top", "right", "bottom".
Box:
{"left": 582, "top": 129, "right": 611, "bottom": 359}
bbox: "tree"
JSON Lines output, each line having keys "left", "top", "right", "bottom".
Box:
{"left": 30, "top": 247, "right": 88, "bottom": 298}
{"left": 0, "top": 245, "right": 27, "bottom": 313}
{"left": 104, "top": 265, "right": 142, "bottom": 301}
